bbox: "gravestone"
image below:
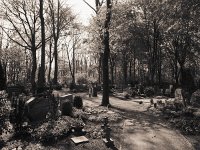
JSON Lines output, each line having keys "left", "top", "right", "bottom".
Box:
{"left": 92, "top": 87, "right": 97, "bottom": 97}
{"left": 59, "top": 94, "right": 73, "bottom": 109}
{"left": 61, "top": 100, "right": 72, "bottom": 116}
{"left": 175, "top": 88, "right": 183, "bottom": 102}
{"left": 174, "top": 88, "right": 186, "bottom": 108}
{"left": 71, "top": 136, "right": 89, "bottom": 144}
{"left": 25, "top": 97, "right": 51, "bottom": 122}
{"left": 7, "top": 86, "right": 23, "bottom": 97}
{"left": 165, "top": 89, "right": 171, "bottom": 97}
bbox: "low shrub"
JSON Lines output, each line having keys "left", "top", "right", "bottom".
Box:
{"left": 127, "top": 87, "right": 138, "bottom": 97}
{"left": 77, "top": 76, "right": 88, "bottom": 85}
{"left": 190, "top": 89, "right": 200, "bottom": 107}
{"left": 52, "top": 84, "right": 62, "bottom": 90}
{"left": 144, "top": 87, "right": 155, "bottom": 97}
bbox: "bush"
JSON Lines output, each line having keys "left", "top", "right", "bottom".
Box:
{"left": 77, "top": 76, "right": 88, "bottom": 85}
{"left": 127, "top": 87, "right": 138, "bottom": 97}
{"left": 73, "top": 96, "right": 83, "bottom": 109}
{"left": 52, "top": 84, "right": 62, "bottom": 90}
{"left": 190, "top": 89, "right": 200, "bottom": 107}
{"left": 75, "top": 84, "right": 88, "bottom": 92}
{"left": 61, "top": 101, "right": 73, "bottom": 116}
{"left": 144, "top": 87, "right": 155, "bottom": 97}
{"left": 124, "top": 94, "right": 130, "bottom": 99}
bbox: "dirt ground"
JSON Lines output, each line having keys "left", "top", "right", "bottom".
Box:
{"left": 80, "top": 93, "right": 198, "bottom": 150}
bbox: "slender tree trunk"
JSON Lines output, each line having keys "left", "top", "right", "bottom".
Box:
{"left": 158, "top": 30, "right": 162, "bottom": 87}
{"left": 110, "top": 63, "right": 114, "bottom": 87}
{"left": 133, "top": 54, "right": 136, "bottom": 82}
{"left": 48, "top": 40, "right": 53, "bottom": 83}
{"left": 53, "top": 39, "right": 58, "bottom": 84}
{"left": 3, "top": 63, "right": 7, "bottom": 86}
{"left": 109, "top": 56, "right": 115, "bottom": 86}
{"left": 123, "top": 58, "right": 128, "bottom": 86}
{"left": 39, "top": 0, "right": 46, "bottom": 87}
{"left": 98, "top": 53, "right": 102, "bottom": 84}
{"left": 101, "top": 0, "right": 112, "bottom": 106}
{"left": 115, "top": 64, "right": 117, "bottom": 85}
{"left": 72, "top": 40, "right": 75, "bottom": 84}
{"left": 31, "top": 50, "right": 37, "bottom": 94}
{"left": 129, "top": 60, "right": 132, "bottom": 80}
{"left": 102, "top": 30, "right": 110, "bottom": 106}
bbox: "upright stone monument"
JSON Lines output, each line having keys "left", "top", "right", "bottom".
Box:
{"left": 25, "top": 97, "right": 51, "bottom": 122}
{"left": 174, "top": 88, "right": 186, "bottom": 109}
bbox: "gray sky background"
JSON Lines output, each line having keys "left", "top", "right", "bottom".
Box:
{"left": 67, "top": 0, "right": 96, "bottom": 25}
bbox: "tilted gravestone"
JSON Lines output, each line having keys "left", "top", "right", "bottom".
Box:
{"left": 59, "top": 94, "right": 73, "bottom": 115}
{"left": 59, "top": 94, "right": 73, "bottom": 107}
{"left": 25, "top": 97, "right": 51, "bottom": 122}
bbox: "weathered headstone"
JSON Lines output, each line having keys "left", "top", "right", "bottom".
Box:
{"left": 59, "top": 94, "right": 73, "bottom": 106}
{"left": 165, "top": 89, "right": 171, "bottom": 96}
{"left": 25, "top": 97, "right": 51, "bottom": 122}
{"left": 174, "top": 88, "right": 186, "bottom": 108}
{"left": 175, "top": 88, "right": 183, "bottom": 103}
{"left": 61, "top": 100, "right": 72, "bottom": 116}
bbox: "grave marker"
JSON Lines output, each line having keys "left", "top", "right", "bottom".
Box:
{"left": 71, "top": 136, "right": 89, "bottom": 144}
{"left": 25, "top": 97, "right": 51, "bottom": 122}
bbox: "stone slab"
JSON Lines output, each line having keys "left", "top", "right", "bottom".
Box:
{"left": 107, "top": 111, "right": 115, "bottom": 114}
{"left": 71, "top": 136, "right": 89, "bottom": 144}
{"left": 124, "top": 119, "right": 134, "bottom": 126}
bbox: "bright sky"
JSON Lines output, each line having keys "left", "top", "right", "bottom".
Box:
{"left": 66, "top": 0, "right": 96, "bottom": 25}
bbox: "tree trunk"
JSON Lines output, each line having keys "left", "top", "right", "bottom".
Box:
{"left": 123, "top": 59, "right": 128, "bottom": 86}
{"left": 72, "top": 40, "right": 75, "bottom": 85}
{"left": 133, "top": 54, "right": 136, "bottom": 82}
{"left": 102, "top": 30, "right": 110, "bottom": 106}
{"left": 129, "top": 60, "right": 132, "bottom": 80}
{"left": 158, "top": 47, "right": 161, "bottom": 87}
{"left": 110, "top": 63, "right": 114, "bottom": 87}
{"left": 39, "top": 0, "right": 46, "bottom": 88}
{"left": 98, "top": 53, "right": 102, "bottom": 84}
{"left": 53, "top": 39, "right": 58, "bottom": 84}
{"left": 109, "top": 57, "right": 115, "bottom": 87}
{"left": 31, "top": 50, "right": 37, "bottom": 94}
{"left": 48, "top": 40, "right": 53, "bottom": 83}
{"left": 3, "top": 62, "right": 7, "bottom": 86}
{"left": 101, "top": 0, "right": 112, "bottom": 106}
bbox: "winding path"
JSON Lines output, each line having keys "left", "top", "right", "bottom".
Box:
{"left": 83, "top": 94, "right": 194, "bottom": 150}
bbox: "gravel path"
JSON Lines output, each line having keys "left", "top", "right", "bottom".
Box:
{"left": 82, "top": 94, "right": 194, "bottom": 150}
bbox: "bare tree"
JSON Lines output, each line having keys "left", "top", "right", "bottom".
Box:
{"left": 38, "top": 0, "right": 46, "bottom": 91}
{"left": 84, "top": 0, "right": 112, "bottom": 106}
{"left": 47, "top": 0, "right": 74, "bottom": 84}
{"left": 1, "top": 0, "right": 42, "bottom": 93}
